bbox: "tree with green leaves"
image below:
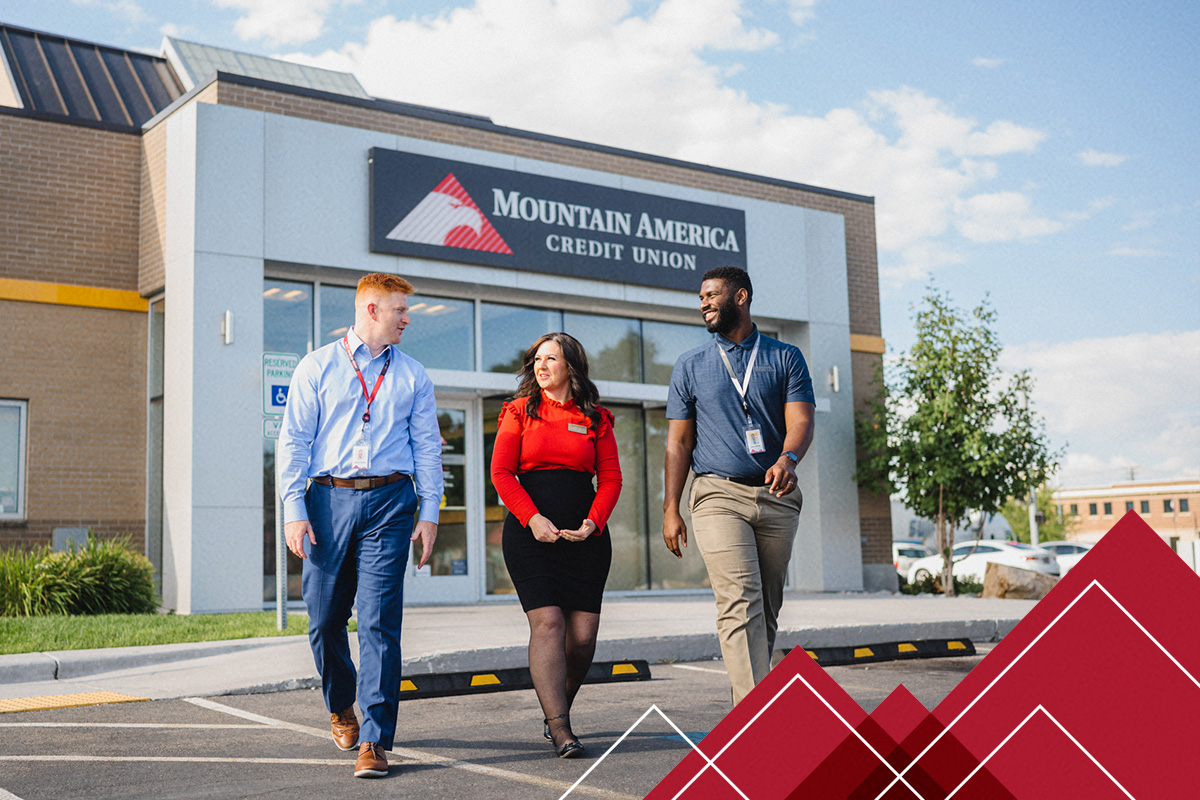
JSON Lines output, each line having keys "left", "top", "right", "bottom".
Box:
{"left": 856, "top": 286, "right": 1059, "bottom": 595}
{"left": 1000, "top": 482, "right": 1076, "bottom": 544}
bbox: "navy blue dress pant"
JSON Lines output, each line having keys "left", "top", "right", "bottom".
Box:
{"left": 302, "top": 477, "right": 414, "bottom": 750}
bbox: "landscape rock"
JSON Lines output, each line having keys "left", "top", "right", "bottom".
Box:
{"left": 982, "top": 562, "right": 1059, "bottom": 600}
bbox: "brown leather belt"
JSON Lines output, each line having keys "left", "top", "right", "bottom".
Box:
{"left": 696, "top": 472, "right": 768, "bottom": 487}
{"left": 313, "top": 473, "right": 407, "bottom": 491}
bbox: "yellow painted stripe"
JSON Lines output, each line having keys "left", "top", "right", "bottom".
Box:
{"left": 611, "top": 663, "right": 638, "bottom": 675}
{"left": 470, "top": 674, "right": 500, "bottom": 687}
{"left": 898, "top": 643, "right": 917, "bottom": 653}
{"left": 806, "top": 650, "right": 818, "bottom": 660}
{"left": 399, "top": 680, "right": 418, "bottom": 692}
{"left": 0, "top": 691, "right": 147, "bottom": 714}
{"left": 0, "top": 277, "right": 148, "bottom": 312}
{"left": 948, "top": 640, "right": 967, "bottom": 651}
{"left": 849, "top": 333, "right": 886, "bottom": 354}
{"left": 854, "top": 647, "right": 875, "bottom": 658}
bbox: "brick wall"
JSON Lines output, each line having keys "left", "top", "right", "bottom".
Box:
{"left": 0, "top": 300, "right": 147, "bottom": 551}
{"left": 0, "top": 116, "right": 141, "bottom": 291}
{"left": 139, "top": 124, "right": 168, "bottom": 296}
{"left": 852, "top": 350, "right": 892, "bottom": 564}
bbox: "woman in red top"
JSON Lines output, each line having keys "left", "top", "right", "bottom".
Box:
{"left": 490, "top": 332, "right": 622, "bottom": 758}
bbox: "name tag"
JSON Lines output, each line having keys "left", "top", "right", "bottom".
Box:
{"left": 567, "top": 423, "right": 589, "bottom": 434}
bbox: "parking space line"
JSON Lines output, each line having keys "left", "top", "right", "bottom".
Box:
{"left": 0, "top": 722, "right": 275, "bottom": 729}
{"left": 0, "top": 788, "right": 27, "bottom": 799}
{"left": 187, "top": 697, "right": 637, "bottom": 799}
{"left": 0, "top": 756, "right": 352, "bottom": 766}
{"left": 669, "top": 664, "right": 727, "bottom": 675}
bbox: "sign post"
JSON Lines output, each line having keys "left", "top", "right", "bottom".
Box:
{"left": 263, "top": 353, "right": 299, "bottom": 630}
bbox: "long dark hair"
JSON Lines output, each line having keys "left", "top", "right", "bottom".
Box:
{"left": 512, "top": 332, "right": 602, "bottom": 429}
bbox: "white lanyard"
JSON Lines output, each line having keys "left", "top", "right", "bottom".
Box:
{"left": 716, "top": 337, "right": 760, "bottom": 420}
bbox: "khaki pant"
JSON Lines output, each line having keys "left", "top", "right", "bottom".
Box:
{"left": 690, "top": 474, "right": 802, "bottom": 705}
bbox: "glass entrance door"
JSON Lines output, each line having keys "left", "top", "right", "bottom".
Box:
{"left": 405, "top": 397, "right": 481, "bottom": 604}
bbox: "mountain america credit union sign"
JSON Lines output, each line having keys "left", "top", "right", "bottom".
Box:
{"left": 369, "top": 149, "right": 747, "bottom": 291}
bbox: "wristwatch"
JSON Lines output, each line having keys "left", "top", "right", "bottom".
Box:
{"left": 783, "top": 450, "right": 799, "bottom": 464}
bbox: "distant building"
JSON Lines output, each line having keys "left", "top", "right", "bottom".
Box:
{"left": 1054, "top": 480, "right": 1200, "bottom": 547}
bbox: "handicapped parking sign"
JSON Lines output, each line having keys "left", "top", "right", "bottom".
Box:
{"left": 262, "top": 353, "right": 300, "bottom": 416}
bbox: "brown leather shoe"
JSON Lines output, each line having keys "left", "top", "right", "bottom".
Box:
{"left": 354, "top": 742, "right": 388, "bottom": 778}
{"left": 330, "top": 707, "right": 359, "bottom": 751}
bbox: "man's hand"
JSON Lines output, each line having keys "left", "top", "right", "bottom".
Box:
{"left": 558, "top": 518, "right": 596, "bottom": 542}
{"left": 663, "top": 509, "right": 688, "bottom": 558}
{"left": 285, "top": 520, "right": 316, "bottom": 559}
{"left": 412, "top": 520, "right": 438, "bottom": 569}
{"left": 765, "top": 456, "right": 798, "bottom": 498}
{"left": 528, "top": 513, "right": 561, "bottom": 543}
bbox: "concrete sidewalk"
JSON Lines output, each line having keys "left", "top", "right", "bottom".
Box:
{"left": 0, "top": 591, "right": 1036, "bottom": 702}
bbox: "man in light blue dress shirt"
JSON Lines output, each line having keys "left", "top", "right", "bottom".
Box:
{"left": 278, "top": 272, "right": 443, "bottom": 778}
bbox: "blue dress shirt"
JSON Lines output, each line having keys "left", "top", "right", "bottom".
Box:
{"left": 277, "top": 327, "right": 444, "bottom": 525}
{"left": 666, "top": 326, "right": 815, "bottom": 478}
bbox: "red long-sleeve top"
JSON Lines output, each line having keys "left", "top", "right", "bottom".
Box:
{"left": 489, "top": 393, "right": 622, "bottom": 533}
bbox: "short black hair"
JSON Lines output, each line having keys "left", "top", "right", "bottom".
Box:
{"left": 701, "top": 266, "right": 752, "bottom": 304}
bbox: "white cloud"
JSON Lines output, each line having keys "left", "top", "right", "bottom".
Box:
{"left": 1062, "top": 195, "right": 1117, "bottom": 222}
{"left": 1077, "top": 148, "right": 1127, "bottom": 167}
{"left": 1001, "top": 331, "right": 1200, "bottom": 486}
{"left": 971, "top": 56, "right": 1005, "bottom": 69}
{"left": 216, "top": 0, "right": 336, "bottom": 46}
{"left": 71, "top": 0, "right": 150, "bottom": 25}
{"left": 285, "top": 0, "right": 1053, "bottom": 280}
{"left": 1108, "top": 246, "right": 1168, "bottom": 258}
{"left": 1122, "top": 210, "right": 1159, "bottom": 231}
{"left": 954, "top": 191, "right": 1064, "bottom": 242}
{"left": 785, "top": 0, "right": 820, "bottom": 24}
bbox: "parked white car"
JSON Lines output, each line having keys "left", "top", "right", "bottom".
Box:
{"left": 907, "top": 540, "right": 1060, "bottom": 584}
{"left": 1036, "top": 541, "right": 1094, "bottom": 575}
{"left": 893, "top": 541, "right": 933, "bottom": 579}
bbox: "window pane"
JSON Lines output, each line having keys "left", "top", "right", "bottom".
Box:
{"left": 318, "top": 285, "right": 355, "bottom": 346}
{"left": 642, "top": 320, "right": 712, "bottom": 385}
{"left": 1125, "top": 501, "right": 1134, "bottom": 512}
{"left": 263, "top": 280, "right": 312, "bottom": 356}
{"left": 604, "top": 404, "right": 647, "bottom": 591}
{"left": 404, "top": 296, "right": 475, "bottom": 371}
{"left": 481, "top": 303, "right": 561, "bottom": 374}
{"left": 1181, "top": 499, "right": 1190, "bottom": 513}
{"left": 0, "top": 404, "right": 23, "bottom": 516}
{"left": 563, "top": 313, "right": 641, "bottom": 383}
{"left": 263, "top": 279, "right": 311, "bottom": 604}
{"left": 483, "top": 397, "right": 514, "bottom": 595}
{"left": 645, "top": 407, "right": 710, "bottom": 589}
{"left": 1103, "top": 502, "right": 1112, "bottom": 515}
{"left": 1164, "top": 499, "right": 1174, "bottom": 513}
{"left": 430, "top": 409, "right": 468, "bottom": 577}
{"left": 1089, "top": 503, "right": 1097, "bottom": 516}
{"left": 1140, "top": 500, "right": 1150, "bottom": 514}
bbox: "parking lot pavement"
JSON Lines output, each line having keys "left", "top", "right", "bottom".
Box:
{"left": 0, "top": 649, "right": 991, "bottom": 800}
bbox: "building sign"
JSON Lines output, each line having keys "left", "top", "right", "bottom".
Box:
{"left": 369, "top": 149, "right": 747, "bottom": 291}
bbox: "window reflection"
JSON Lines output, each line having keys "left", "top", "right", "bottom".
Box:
{"left": 481, "top": 303, "right": 561, "bottom": 374}
{"left": 563, "top": 313, "right": 641, "bottom": 383}
{"left": 642, "top": 320, "right": 712, "bottom": 385}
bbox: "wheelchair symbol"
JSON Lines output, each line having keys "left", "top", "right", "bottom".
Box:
{"left": 272, "top": 385, "right": 289, "bottom": 406}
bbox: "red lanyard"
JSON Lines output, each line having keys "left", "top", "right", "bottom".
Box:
{"left": 343, "top": 334, "right": 390, "bottom": 424}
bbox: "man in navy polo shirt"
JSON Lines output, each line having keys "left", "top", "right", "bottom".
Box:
{"left": 663, "top": 266, "right": 815, "bottom": 704}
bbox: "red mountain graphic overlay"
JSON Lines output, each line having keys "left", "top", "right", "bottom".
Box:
{"left": 385, "top": 173, "right": 513, "bottom": 254}
{"left": 647, "top": 512, "right": 1200, "bottom": 799}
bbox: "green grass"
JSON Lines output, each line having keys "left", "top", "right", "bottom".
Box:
{"left": 0, "top": 612, "right": 356, "bottom": 655}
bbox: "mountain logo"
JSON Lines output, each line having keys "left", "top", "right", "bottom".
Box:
{"left": 385, "top": 173, "right": 513, "bottom": 254}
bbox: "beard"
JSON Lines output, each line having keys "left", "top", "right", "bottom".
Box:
{"left": 705, "top": 295, "right": 740, "bottom": 335}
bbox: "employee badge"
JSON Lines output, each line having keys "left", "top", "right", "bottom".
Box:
{"left": 744, "top": 424, "right": 765, "bottom": 455}
{"left": 351, "top": 435, "right": 371, "bottom": 471}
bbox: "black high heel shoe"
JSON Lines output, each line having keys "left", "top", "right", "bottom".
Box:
{"left": 544, "top": 713, "right": 584, "bottom": 758}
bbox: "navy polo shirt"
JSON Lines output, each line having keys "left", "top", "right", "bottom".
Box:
{"left": 666, "top": 327, "right": 815, "bottom": 478}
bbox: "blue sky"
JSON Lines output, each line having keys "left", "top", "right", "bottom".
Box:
{"left": 7, "top": 0, "right": 1198, "bottom": 487}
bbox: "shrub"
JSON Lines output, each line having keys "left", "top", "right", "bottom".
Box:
{"left": 0, "top": 536, "right": 158, "bottom": 616}
{"left": 900, "top": 572, "right": 983, "bottom": 596}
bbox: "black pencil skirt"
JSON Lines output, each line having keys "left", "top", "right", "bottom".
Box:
{"left": 502, "top": 469, "right": 612, "bottom": 613}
